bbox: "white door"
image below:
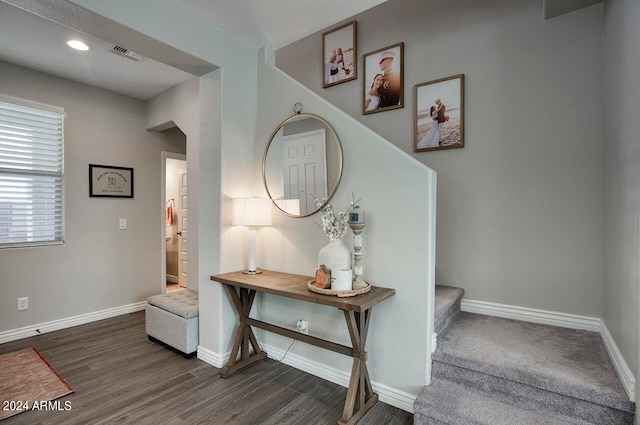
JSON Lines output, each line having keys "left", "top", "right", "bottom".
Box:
{"left": 178, "top": 172, "right": 188, "bottom": 287}
{"left": 282, "top": 129, "right": 327, "bottom": 215}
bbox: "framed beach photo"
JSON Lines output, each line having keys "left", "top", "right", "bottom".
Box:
{"left": 363, "top": 42, "right": 404, "bottom": 115}
{"left": 89, "top": 164, "right": 134, "bottom": 198}
{"left": 322, "top": 21, "right": 357, "bottom": 88}
{"left": 414, "top": 74, "right": 465, "bottom": 152}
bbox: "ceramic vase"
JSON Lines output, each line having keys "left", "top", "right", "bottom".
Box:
{"left": 318, "top": 238, "right": 352, "bottom": 272}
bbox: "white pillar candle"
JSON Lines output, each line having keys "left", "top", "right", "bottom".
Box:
{"left": 331, "top": 269, "right": 353, "bottom": 291}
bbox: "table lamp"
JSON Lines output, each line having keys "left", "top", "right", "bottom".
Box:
{"left": 232, "top": 197, "right": 272, "bottom": 274}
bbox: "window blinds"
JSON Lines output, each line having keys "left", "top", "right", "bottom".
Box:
{"left": 0, "top": 96, "right": 64, "bottom": 247}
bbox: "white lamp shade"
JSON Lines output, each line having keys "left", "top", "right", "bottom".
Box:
{"left": 232, "top": 197, "right": 272, "bottom": 227}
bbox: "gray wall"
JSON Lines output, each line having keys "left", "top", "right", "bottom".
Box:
{"left": 0, "top": 60, "right": 185, "bottom": 332}
{"left": 603, "top": 0, "right": 640, "bottom": 394}
{"left": 277, "top": 0, "right": 605, "bottom": 317}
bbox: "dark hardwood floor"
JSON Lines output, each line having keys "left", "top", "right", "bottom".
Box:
{"left": 0, "top": 312, "right": 413, "bottom": 425}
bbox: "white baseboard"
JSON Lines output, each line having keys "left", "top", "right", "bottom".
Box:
{"left": 196, "top": 345, "right": 228, "bottom": 369}
{"left": 461, "top": 298, "right": 636, "bottom": 402}
{"left": 600, "top": 322, "right": 636, "bottom": 402}
{"left": 461, "top": 299, "right": 601, "bottom": 331}
{"left": 0, "top": 302, "right": 146, "bottom": 344}
{"left": 263, "top": 343, "right": 416, "bottom": 413}
{"left": 196, "top": 342, "right": 416, "bottom": 413}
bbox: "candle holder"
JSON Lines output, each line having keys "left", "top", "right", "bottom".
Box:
{"left": 349, "top": 223, "right": 367, "bottom": 289}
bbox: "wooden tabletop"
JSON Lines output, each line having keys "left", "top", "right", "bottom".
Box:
{"left": 211, "top": 270, "right": 395, "bottom": 312}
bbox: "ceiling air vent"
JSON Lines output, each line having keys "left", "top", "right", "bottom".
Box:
{"left": 110, "top": 45, "right": 145, "bottom": 62}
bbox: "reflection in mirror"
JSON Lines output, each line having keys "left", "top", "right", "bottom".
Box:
{"left": 263, "top": 113, "right": 343, "bottom": 217}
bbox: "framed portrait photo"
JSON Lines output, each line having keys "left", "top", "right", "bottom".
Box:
{"left": 414, "top": 74, "right": 465, "bottom": 152}
{"left": 363, "top": 42, "right": 404, "bottom": 115}
{"left": 89, "top": 164, "right": 134, "bottom": 198}
{"left": 322, "top": 21, "right": 357, "bottom": 88}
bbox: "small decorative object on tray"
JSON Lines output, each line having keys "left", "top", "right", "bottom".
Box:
{"left": 315, "top": 265, "right": 331, "bottom": 289}
{"left": 308, "top": 280, "right": 371, "bottom": 297}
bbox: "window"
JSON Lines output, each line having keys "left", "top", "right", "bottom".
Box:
{"left": 0, "top": 95, "right": 64, "bottom": 247}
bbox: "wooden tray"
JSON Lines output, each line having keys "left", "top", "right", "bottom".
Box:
{"left": 308, "top": 280, "right": 371, "bottom": 298}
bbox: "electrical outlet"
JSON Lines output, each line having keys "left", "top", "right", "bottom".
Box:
{"left": 17, "top": 297, "right": 28, "bottom": 311}
{"left": 296, "top": 319, "right": 308, "bottom": 335}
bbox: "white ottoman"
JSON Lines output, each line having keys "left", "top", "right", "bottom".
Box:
{"left": 146, "top": 289, "right": 199, "bottom": 356}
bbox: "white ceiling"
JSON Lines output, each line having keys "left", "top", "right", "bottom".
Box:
{"left": 168, "top": 0, "right": 388, "bottom": 50}
{"left": 0, "top": 0, "right": 387, "bottom": 100}
{"left": 0, "top": 1, "right": 197, "bottom": 100}
{"left": 0, "top": 0, "right": 600, "bottom": 100}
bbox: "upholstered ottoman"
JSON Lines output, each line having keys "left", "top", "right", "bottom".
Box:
{"left": 146, "top": 289, "right": 199, "bottom": 356}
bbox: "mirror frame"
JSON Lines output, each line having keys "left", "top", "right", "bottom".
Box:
{"left": 262, "top": 113, "right": 343, "bottom": 218}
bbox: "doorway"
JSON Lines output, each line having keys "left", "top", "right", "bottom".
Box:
{"left": 282, "top": 128, "right": 327, "bottom": 215}
{"left": 163, "top": 153, "right": 187, "bottom": 293}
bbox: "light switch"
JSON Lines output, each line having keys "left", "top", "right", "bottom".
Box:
{"left": 119, "top": 218, "right": 127, "bottom": 230}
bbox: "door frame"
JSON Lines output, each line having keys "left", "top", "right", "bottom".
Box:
{"left": 161, "top": 151, "right": 187, "bottom": 293}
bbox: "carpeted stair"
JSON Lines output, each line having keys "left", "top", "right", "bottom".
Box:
{"left": 415, "top": 289, "right": 635, "bottom": 425}
{"left": 434, "top": 285, "right": 465, "bottom": 335}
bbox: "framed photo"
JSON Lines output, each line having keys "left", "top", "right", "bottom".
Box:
{"left": 322, "top": 21, "right": 357, "bottom": 88}
{"left": 89, "top": 164, "right": 134, "bottom": 198}
{"left": 414, "top": 74, "right": 465, "bottom": 152}
{"left": 363, "top": 42, "right": 404, "bottom": 114}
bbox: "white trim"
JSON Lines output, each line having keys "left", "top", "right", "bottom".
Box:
{"left": 196, "top": 341, "right": 416, "bottom": 413}
{"left": 600, "top": 322, "right": 636, "bottom": 401}
{"left": 161, "top": 151, "right": 187, "bottom": 295}
{"left": 0, "top": 93, "right": 64, "bottom": 113}
{"left": 461, "top": 298, "right": 636, "bottom": 402}
{"left": 196, "top": 345, "right": 228, "bottom": 369}
{"left": 263, "top": 343, "right": 416, "bottom": 413}
{"left": 0, "top": 302, "right": 146, "bottom": 344}
{"left": 461, "top": 299, "right": 600, "bottom": 331}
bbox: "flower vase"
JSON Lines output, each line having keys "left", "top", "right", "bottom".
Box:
{"left": 318, "top": 238, "right": 352, "bottom": 272}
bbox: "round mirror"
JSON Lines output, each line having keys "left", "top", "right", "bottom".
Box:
{"left": 263, "top": 113, "right": 343, "bottom": 217}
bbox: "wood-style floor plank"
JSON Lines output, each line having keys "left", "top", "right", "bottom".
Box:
{"left": 0, "top": 312, "right": 413, "bottom": 425}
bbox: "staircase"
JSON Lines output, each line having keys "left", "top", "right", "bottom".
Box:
{"left": 414, "top": 286, "right": 636, "bottom": 425}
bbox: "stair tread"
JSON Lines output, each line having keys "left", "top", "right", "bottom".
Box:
{"left": 415, "top": 378, "right": 596, "bottom": 425}
{"left": 434, "top": 285, "right": 464, "bottom": 334}
{"left": 434, "top": 312, "right": 634, "bottom": 412}
{"left": 431, "top": 361, "right": 633, "bottom": 424}
{"left": 434, "top": 285, "right": 464, "bottom": 318}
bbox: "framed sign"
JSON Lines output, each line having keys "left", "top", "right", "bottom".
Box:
{"left": 414, "top": 74, "right": 465, "bottom": 152}
{"left": 363, "top": 42, "right": 404, "bottom": 114}
{"left": 89, "top": 164, "right": 134, "bottom": 198}
{"left": 322, "top": 21, "right": 357, "bottom": 88}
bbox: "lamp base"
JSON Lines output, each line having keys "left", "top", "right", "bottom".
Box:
{"left": 242, "top": 268, "right": 263, "bottom": 275}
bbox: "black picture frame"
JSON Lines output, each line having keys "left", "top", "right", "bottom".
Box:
{"left": 89, "top": 164, "right": 134, "bottom": 198}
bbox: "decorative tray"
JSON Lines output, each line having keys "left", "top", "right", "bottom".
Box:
{"left": 308, "top": 280, "right": 371, "bottom": 298}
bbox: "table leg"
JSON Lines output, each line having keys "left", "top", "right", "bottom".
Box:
{"left": 339, "top": 309, "right": 378, "bottom": 425}
{"left": 220, "top": 285, "right": 267, "bottom": 377}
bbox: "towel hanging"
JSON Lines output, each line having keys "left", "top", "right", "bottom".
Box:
{"left": 166, "top": 199, "right": 174, "bottom": 226}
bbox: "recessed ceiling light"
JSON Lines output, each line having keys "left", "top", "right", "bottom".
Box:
{"left": 66, "top": 40, "right": 90, "bottom": 51}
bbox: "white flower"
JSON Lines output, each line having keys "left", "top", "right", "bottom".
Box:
{"left": 314, "top": 194, "right": 361, "bottom": 241}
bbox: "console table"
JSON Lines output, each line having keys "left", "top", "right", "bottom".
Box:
{"left": 211, "top": 270, "right": 395, "bottom": 425}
